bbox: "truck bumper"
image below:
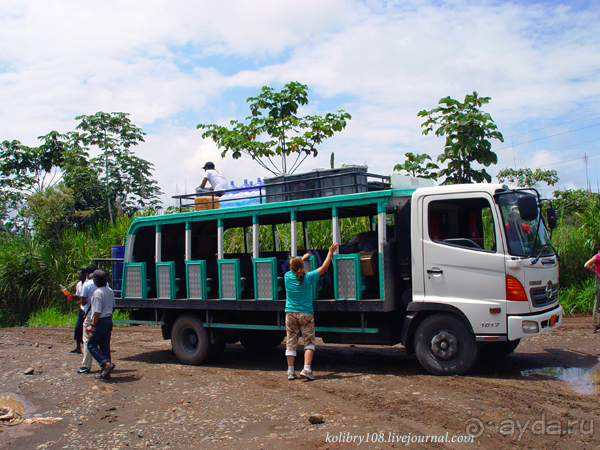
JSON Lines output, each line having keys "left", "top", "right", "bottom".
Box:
{"left": 507, "top": 304, "right": 563, "bottom": 341}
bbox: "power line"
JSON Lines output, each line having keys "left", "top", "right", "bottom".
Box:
{"left": 497, "top": 137, "right": 600, "bottom": 165}
{"left": 503, "top": 112, "right": 600, "bottom": 139}
{"left": 536, "top": 150, "right": 600, "bottom": 169}
{"left": 494, "top": 122, "right": 600, "bottom": 152}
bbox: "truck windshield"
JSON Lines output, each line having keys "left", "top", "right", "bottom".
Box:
{"left": 497, "top": 192, "right": 553, "bottom": 258}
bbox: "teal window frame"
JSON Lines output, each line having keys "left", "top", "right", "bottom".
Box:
{"left": 186, "top": 260, "right": 208, "bottom": 300}
{"left": 218, "top": 259, "right": 242, "bottom": 300}
{"left": 253, "top": 257, "right": 278, "bottom": 300}
{"left": 122, "top": 262, "right": 148, "bottom": 299}
{"left": 333, "top": 254, "right": 362, "bottom": 301}
{"left": 156, "top": 261, "right": 176, "bottom": 299}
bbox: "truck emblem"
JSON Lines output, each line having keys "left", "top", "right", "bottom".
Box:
{"left": 529, "top": 280, "right": 542, "bottom": 286}
{"left": 545, "top": 281, "right": 553, "bottom": 299}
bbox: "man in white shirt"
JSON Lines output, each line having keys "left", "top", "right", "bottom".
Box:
{"left": 195, "top": 161, "right": 228, "bottom": 196}
{"left": 73, "top": 264, "right": 98, "bottom": 374}
{"left": 86, "top": 270, "right": 116, "bottom": 380}
{"left": 70, "top": 268, "right": 87, "bottom": 354}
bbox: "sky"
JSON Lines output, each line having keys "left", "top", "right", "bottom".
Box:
{"left": 1, "top": 0, "right": 599, "bottom": 206}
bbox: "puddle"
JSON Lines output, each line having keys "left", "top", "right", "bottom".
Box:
{"left": 0, "top": 393, "right": 26, "bottom": 415}
{"left": 521, "top": 367, "right": 600, "bottom": 395}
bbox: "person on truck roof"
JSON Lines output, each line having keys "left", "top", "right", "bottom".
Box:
{"left": 285, "top": 242, "right": 338, "bottom": 381}
{"left": 195, "top": 161, "right": 228, "bottom": 196}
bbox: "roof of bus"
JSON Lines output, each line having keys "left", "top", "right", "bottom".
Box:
{"left": 127, "top": 187, "right": 417, "bottom": 235}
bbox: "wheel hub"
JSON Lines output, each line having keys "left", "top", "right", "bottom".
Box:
{"left": 430, "top": 331, "right": 458, "bottom": 360}
{"left": 184, "top": 329, "right": 198, "bottom": 348}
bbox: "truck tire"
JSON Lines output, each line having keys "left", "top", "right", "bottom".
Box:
{"left": 414, "top": 313, "right": 479, "bottom": 376}
{"left": 480, "top": 339, "right": 520, "bottom": 360}
{"left": 240, "top": 331, "right": 284, "bottom": 352}
{"left": 171, "top": 315, "right": 211, "bottom": 365}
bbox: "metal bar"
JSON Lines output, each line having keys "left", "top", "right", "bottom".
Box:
{"left": 113, "top": 319, "right": 164, "bottom": 325}
{"left": 201, "top": 322, "right": 379, "bottom": 333}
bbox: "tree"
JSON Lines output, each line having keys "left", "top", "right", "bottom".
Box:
{"left": 72, "top": 112, "right": 162, "bottom": 222}
{"left": 393, "top": 152, "right": 439, "bottom": 180}
{"left": 418, "top": 92, "right": 503, "bottom": 184}
{"left": 198, "top": 82, "right": 352, "bottom": 175}
{"left": 0, "top": 137, "right": 68, "bottom": 234}
{"left": 0, "top": 113, "right": 162, "bottom": 234}
{"left": 496, "top": 168, "right": 559, "bottom": 188}
{"left": 24, "top": 185, "right": 75, "bottom": 243}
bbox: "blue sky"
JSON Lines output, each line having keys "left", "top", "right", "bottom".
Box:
{"left": 1, "top": 0, "right": 599, "bottom": 204}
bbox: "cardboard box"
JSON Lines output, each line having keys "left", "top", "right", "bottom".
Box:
{"left": 359, "top": 251, "right": 376, "bottom": 276}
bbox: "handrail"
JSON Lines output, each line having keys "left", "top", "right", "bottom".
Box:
{"left": 171, "top": 172, "right": 391, "bottom": 212}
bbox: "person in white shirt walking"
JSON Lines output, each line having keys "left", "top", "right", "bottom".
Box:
{"left": 86, "top": 270, "right": 116, "bottom": 380}
{"left": 70, "top": 268, "right": 87, "bottom": 354}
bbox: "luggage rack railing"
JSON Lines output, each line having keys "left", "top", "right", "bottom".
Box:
{"left": 171, "top": 172, "right": 390, "bottom": 212}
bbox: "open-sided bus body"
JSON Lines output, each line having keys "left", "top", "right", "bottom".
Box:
{"left": 116, "top": 182, "right": 562, "bottom": 375}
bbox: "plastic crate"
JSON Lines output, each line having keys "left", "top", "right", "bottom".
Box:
{"left": 264, "top": 166, "right": 368, "bottom": 203}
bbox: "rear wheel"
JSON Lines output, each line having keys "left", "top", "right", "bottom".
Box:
{"left": 171, "top": 315, "right": 225, "bottom": 365}
{"left": 414, "top": 313, "right": 479, "bottom": 375}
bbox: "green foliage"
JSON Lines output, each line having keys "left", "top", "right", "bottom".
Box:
{"left": 575, "top": 195, "right": 600, "bottom": 247}
{"left": 24, "top": 185, "right": 76, "bottom": 243}
{"left": 73, "top": 112, "right": 163, "bottom": 222}
{"left": 497, "top": 168, "right": 559, "bottom": 188}
{"left": 559, "top": 277, "right": 596, "bottom": 315}
{"left": 394, "top": 152, "right": 439, "bottom": 180}
{"left": 26, "top": 306, "right": 130, "bottom": 327}
{"left": 26, "top": 306, "right": 78, "bottom": 327}
{"left": 0, "top": 113, "right": 162, "bottom": 237}
{"left": 551, "top": 224, "right": 595, "bottom": 288}
{"left": 0, "top": 215, "right": 132, "bottom": 327}
{"left": 198, "top": 82, "right": 351, "bottom": 175}
{"left": 418, "top": 92, "right": 503, "bottom": 184}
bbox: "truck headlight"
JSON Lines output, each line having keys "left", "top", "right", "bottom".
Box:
{"left": 522, "top": 321, "right": 539, "bottom": 334}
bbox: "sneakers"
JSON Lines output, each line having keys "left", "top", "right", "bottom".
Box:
{"left": 70, "top": 348, "right": 82, "bottom": 354}
{"left": 287, "top": 371, "right": 297, "bottom": 380}
{"left": 594, "top": 328, "right": 599, "bottom": 334}
{"left": 299, "top": 368, "right": 315, "bottom": 380}
{"left": 77, "top": 367, "right": 91, "bottom": 374}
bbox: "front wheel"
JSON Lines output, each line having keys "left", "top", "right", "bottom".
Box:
{"left": 414, "top": 313, "right": 479, "bottom": 376}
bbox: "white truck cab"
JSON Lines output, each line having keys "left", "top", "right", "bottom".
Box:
{"left": 404, "top": 183, "right": 562, "bottom": 374}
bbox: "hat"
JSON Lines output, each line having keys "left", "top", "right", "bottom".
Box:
{"left": 202, "top": 161, "right": 215, "bottom": 170}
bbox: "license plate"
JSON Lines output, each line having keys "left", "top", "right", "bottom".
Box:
{"left": 550, "top": 315, "right": 557, "bottom": 327}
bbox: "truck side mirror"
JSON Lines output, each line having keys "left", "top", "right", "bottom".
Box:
{"left": 517, "top": 195, "right": 538, "bottom": 221}
{"left": 546, "top": 206, "right": 557, "bottom": 229}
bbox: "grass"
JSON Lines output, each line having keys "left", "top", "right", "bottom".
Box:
{"left": 26, "top": 306, "right": 130, "bottom": 327}
{"left": 559, "top": 277, "right": 596, "bottom": 315}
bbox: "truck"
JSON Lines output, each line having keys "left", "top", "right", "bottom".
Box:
{"left": 108, "top": 169, "right": 562, "bottom": 375}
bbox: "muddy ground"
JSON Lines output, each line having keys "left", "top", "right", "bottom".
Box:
{"left": 0, "top": 317, "right": 599, "bottom": 450}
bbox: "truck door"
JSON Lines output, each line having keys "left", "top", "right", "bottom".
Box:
{"left": 422, "top": 193, "right": 507, "bottom": 334}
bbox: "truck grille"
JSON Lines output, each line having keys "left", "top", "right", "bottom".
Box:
{"left": 530, "top": 283, "right": 558, "bottom": 307}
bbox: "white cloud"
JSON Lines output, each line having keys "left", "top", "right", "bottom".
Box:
{"left": 1, "top": 0, "right": 599, "bottom": 204}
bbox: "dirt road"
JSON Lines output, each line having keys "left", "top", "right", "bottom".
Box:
{"left": 1, "top": 317, "right": 599, "bottom": 449}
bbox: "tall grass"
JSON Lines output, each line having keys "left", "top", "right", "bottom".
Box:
{"left": 0, "top": 215, "right": 133, "bottom": 327}
{"left": 26, "top": 306, "right": 130, "bottom": 327}
{"left": 559, "top": 277, "right": 596, "bottom": 315}
{"left": 551, "top": 225, "right": 596, "bottom": 288}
